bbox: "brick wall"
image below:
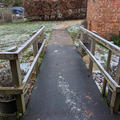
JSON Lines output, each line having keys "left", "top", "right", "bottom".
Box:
{"left": 87, "top": 0, "right": 120, "bottom": 39}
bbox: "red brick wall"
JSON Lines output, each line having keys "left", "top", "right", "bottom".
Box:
{"left": 87, "top": 0, "right": 120, "bottom": 39}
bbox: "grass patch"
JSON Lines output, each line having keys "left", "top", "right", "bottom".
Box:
{"left": 110, "top": 32, "right": 120, "bottom": 47}
{"left": 0, "top": 21, "right": 58, "bottom": 51}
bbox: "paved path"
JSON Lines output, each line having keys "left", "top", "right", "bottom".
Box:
{"left": 22, "top": 29, "right": 119, "bottom": 120}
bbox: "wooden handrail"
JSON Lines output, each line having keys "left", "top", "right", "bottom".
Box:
{"left": 22, "top": 39, "right": 46, "bottom": 92}
{"left": 0, "top": 26, "right": 45, "bottom": 60}
{"left": 16, "top": 26, "right": 45, "bottom": 56}
{"left": 79, "top": 41, "right": 120, "bottom": 91}
{"left": 79, "top": 26, "right": 120, "bottom": 113}
{"left": 0, "top": 52, "right": 18, "bottom": 60}
{"left": 80, "top": 26, "right": 120, "bottom": 56}
{"left": 0, "top": 26, "right": 46, "bottom": 114}
{"left": 0, "top": 87, "right": 23, "bottom": 95}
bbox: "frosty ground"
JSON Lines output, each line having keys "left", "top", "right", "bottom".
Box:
{"left": 0, "top": 20, "right": 119, "bottom": 93}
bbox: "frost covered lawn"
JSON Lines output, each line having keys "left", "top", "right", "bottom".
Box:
{"left": 0, "top": 21, "right": 58, "bottom": 75}
{"left": 0, "top": 21, "right": 57, "bottom": 51}
{"left": 0, "top": 21, "right": 57, "bottom": 88}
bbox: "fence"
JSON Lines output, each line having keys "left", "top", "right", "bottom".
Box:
{"left": 0, "top": 8, "right": 24, "bottom": 23}
{"left": 79, "top": 26, "right": 120, "bottom": 113}
{"left": 0, "top": 26, "right": 45, "bottom": 115}
{"left": 0, "top": 8, "right": 12, "bottom": 23}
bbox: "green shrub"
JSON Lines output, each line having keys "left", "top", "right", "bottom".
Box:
{"left": 111, "top": 32, "right": 120, "bottom": 46}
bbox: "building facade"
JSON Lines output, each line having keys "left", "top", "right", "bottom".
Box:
{"left": 87, "top": 0, "right": 120, "bottom": 39}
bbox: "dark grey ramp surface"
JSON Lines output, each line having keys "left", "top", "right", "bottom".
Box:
{"left": 22, "top": 45, "right": 119, "bottom": 120}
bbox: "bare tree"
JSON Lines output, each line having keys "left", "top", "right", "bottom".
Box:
{"left": 1, "top": 0, "right": 23, "bottom": 7}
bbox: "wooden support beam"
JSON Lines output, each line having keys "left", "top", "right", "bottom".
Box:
{"left": 102, "top": 50, "right": 112, "bottom": 97}
{"left": 115, "top": 58, "right": 120, "bottom": 85}
{"left": 0, "top": 87, "right": 23, "bottom": 95}
{"left": 110, "top": 91, "right": 120, "bottom": 113}
{"left": 0, "top": 52, "right": 18, "bottom": 60}
{"left": 79, "top": 31, "right": 84, "bottom": 56}
{"left": 23, "top": 39, "right": 46, "bottom": 92}
{"left": 10, "top": 60, "right": 26, "bottom": 114}
{"left": 33, "top": 40, "right": 39, "bottom": 74}
{"left": 89, "top": 38, "right": 96, "bottom": 73}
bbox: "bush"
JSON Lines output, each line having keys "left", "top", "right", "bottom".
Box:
{"left": 1, "top": 0, "right": 23, "bottom": 7}
{"left": 13, "top": 0, "right": 23, "bottom": 7}
{"left": 111, "top": 32, "right": 120, "bottom": 46}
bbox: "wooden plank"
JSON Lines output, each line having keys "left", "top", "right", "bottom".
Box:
{"left": 33, "top": 41, "right": 38, "bottom": 57}
{"left": 8, "top": 46, "right": 17, "bottom": 52}
{"left": 0, "top": 52, "right": 18, "bottom": 60}
{"left": 115, "top": 58, "right": 120, "bottom": 85}
{"left": 10, "top": 60, "right": 26, "bottom": 114}
{"left": 80, "top": 26, "right": 120, "bottom": 56}
{"left": 106, "top": 50, "right": 112, "bottom": 72}
{"left": 89, "top": 38, "right": 96, "bottom": 73}
{"left": 16, "top": 26, "right": 45, "bottom": 56}
{"left": 16, "top": 94, "right": 26, "bottom": 114}
{"left": 79, "top": 41, "right": 120, "bottom": 91}
{"left": 22, "top": 39, "right": 46, "bottom": 93}
{"left": 79, "top": 31, "right": 84, "bottom": 56}
{"left": 110, "top": 91, "right": 120, "bottom": 113}
{"left": 38, "top": 31, "right": 44, "bottom": 44}
{"left": 10, "top": 60, "right": 22, "bottom": 87}
{"left": 102, "top": 50, "right": 112, "bottom": 96}
{"left": 0, "top": 87, "right": 23, "bottom": 95}
{"left": 33, "top": 40, "right": 39, "bottom": 74}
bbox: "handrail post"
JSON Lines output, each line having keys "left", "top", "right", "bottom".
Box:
{"left": 110, "top": 90, "right": 120, "bottom": 113}
{"left": 38, "top": 31, "right": 44, "bottom": 50}
{"left": 41, "top": 32, "right": 45, "bottom": 55}
{"left": 33, "top": 40, "right": 39, "bottom": 74}
{"left": 102, "top": 50, "right": 112, "bottom": 96}
{"left": 115, "top": 58, "right": 120, "bottom": 84}
{"left": 10, "top": 59, "right": 26, "bottom": 114}
{"left": 89, "top": 38, "right": 96, "bottom": 73}
{"left": 79, "top": 31, "right": 84, "bottom": 56}
{"left": 110, "top": 58, "right": 120, "bottom": 112}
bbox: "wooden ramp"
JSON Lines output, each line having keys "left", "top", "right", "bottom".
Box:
{"left": 22, "top": 29, "right": 119, "bottom": 120}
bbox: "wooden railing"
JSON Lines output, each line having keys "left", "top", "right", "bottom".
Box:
{"left": 0, "top": 26, "right": 45, "bottom": 114}
{"left": 0, "top": 8, "right": 12, "bottom": 23}
{"left": 79, "top": 26, "right": 120, "bottom": 113}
